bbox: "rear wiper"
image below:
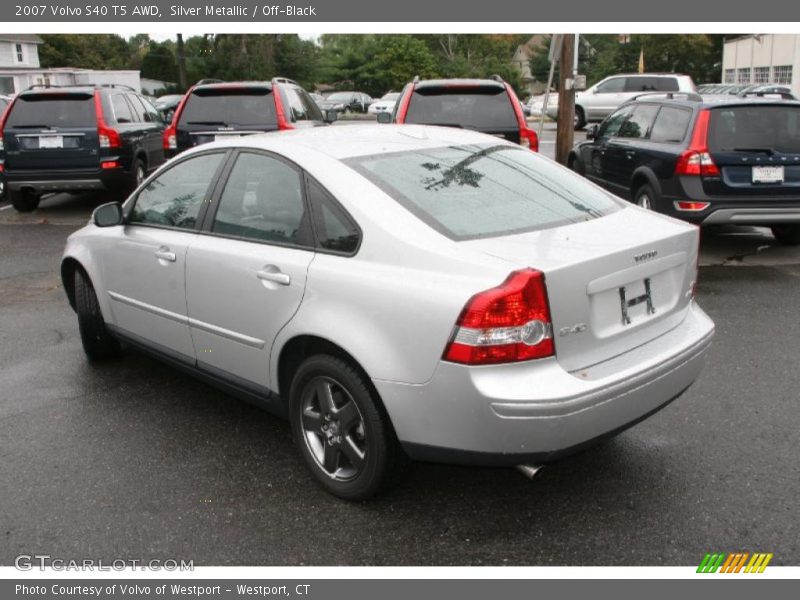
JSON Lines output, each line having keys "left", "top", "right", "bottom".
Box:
{"left": 186, "top": 121, "right": 229, "bottom": 126}
{"left": 732, "top": 147, "right": 776, "bottom": 155}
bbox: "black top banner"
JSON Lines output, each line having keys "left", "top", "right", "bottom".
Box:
{"left": 2, "top": 0, "right": 798, "bottom": 22}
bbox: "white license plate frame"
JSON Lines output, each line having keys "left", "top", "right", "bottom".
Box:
{"left": 752, "top": 165, "right": 784, "bottom": 184}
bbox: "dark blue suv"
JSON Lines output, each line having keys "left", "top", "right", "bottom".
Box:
{"left": 0, "top": 84, "right": 167, "bottom": 212}
{"left": 569, "top": 93, "right": 800, "bottom": 245}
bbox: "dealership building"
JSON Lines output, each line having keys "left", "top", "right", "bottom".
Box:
{"left": 722, "top": 34, "right": 800, "bottom": 93}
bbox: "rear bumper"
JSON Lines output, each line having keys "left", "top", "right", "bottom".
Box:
{"left": 374, "top": 302, "right": 714, "bottom": 466}
{"left": 4, "top": 168, "right": 130, "bottom": 194}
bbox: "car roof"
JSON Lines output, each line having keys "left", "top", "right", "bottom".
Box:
{"left": 629, "top": 94, "right": 800, "bottom": 110}
{"left": 192, "top": 81, "right": 273, "bottom": 92}
{"left": 189, "top": 124, "right": 515, "bottom": 160}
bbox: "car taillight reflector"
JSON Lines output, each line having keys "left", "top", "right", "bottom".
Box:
{"left": 101, "top": 160, "right": 120, "bottom": 169}
{"left": 443, "top": 269, "right": 554, "bottom": 365}
{"left": 674, "top": 201, "right": 710, "bottom": 212}
{"left": 675, "top": 109, "right": 719, "bottom": 176}
{"left": 163, "top": 125, "right": 177, "bottom": 150}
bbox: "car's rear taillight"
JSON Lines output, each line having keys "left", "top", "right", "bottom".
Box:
{"left": 163, "top": 125, "right": 177, "bottom": 150}
{"left": 675, "top": 109, "right": 719, "bottom": 177}
{"left": 520, "top": 127, "right": 539, "bottom": 152}
{"left": 94, "top": 91, "right": 120, "bottom": 149}
{"left": 443, "top": 269, "right": 554, "bottom": 365}
{"left": 674, "top": 201, "right": 710, "bottom": 212}
{"left": 0, "top": 96, "right": 18, "bottom": 153}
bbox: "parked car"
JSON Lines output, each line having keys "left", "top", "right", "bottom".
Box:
{"left": 153, "top": 93, "right": 183, "bottom": 122}
{"left": 568, "top": 93, "right": 800, "bottom": 245}
{"left": 61, "top": 124, "right": 713, "bottom": 499}
{"left": 367, "top": 92, "right": 400, "bottom": 115}
{"left": 381, "top": 76, "right": 538, "bottom": 150}
{"left": 317, "top": 91, "right": 372, "bottom": 114}
{"left": 0, "top": 84, "right": 166, "bottom": 212}
{"left": 164, "top": 78, "right": 334, "bottom": 158}
{"left": 309, "top": 92, "right": 325, "bottom": 107}
{"left": 546, "top": 73, "right": 697, "bottom": 129}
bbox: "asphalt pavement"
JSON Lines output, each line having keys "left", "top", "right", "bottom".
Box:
{"left": 1, "top": 124, "right": 799, "bottom": 566}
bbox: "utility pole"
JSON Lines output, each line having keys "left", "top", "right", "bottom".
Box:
{"left": 555, "top": 34, "right": 576, "bottom": 165}
{"left": 176, "top": 33, "right": 187, "bottom": 91}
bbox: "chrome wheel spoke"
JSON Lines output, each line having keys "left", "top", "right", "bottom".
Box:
{"left": 336, "top": 400, "right": 361, "bottom": 430}
{"left": 302, "top": 409, "right": 322, "bottom": 431}
{"left": 341, "top": 435, "right": 365, "bottom": 469}
{"left": 315, "top": 380, "right": 336, "bottom": 414}
{"left": 322, "top": 441, "right": 339, "bottom": 473}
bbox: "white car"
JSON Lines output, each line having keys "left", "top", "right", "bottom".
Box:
{"left": 61, "top": 125, "right": 714, "bottom": 499}
{"left": 367, "top": 92, "right": 400, "bottom": 115}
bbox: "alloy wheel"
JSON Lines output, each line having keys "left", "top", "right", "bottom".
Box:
{"left": 300, "top": 376, "right": 367, "bottom": 481}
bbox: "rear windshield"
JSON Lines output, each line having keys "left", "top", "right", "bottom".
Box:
{"left": 709, "top": 105, "right": 800, "bottom": 154}
{"left": 179, "top": 89, "right": 276, "bottom": 127}
{"left": 347, "top": 144, "right": 621, "bottom": 240}
{"left": 405, "top": 87, "right": 518, "bottom": 130}
{"left": 5, "top": 94, "right": 96, "bottom": 128}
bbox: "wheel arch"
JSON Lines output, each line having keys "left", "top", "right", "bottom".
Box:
{"left": 630, "top": 167, "right": 661, "bottom": 201}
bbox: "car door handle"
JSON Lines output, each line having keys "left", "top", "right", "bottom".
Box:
{"left": 154, "top": 247, "right": 176, "bottom": 262}
{"left": 257, "top": 267, "right": 291, "bottom": 286}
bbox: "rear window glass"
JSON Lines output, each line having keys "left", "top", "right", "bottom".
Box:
{"left": 179, "top": 88, "right": 276, "bottom": 127}
{"left": 347, "top": 144, "right": 621, "bottom": 240}
{"left": 405, "top": 87, "right": 518, "bottom": 130}
{"left": 708, "top": 105, "right": 800, "bottom": 154}
{"left": 6, "top": 94, "right": 95, "bottom": 128}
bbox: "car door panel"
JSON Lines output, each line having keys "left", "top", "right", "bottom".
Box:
{"left": 185, "top": 150, "right": 315, "bottom": 391}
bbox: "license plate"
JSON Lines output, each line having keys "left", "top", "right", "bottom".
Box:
{"left": 752, "top": 165, "right": 784, "bottom": 183}
{"left": 39, "top": 135, "right": 64, "bottom": 149}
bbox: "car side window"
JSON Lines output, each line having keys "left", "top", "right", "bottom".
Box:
{"left": 649, "top": 106, "right": 692, "bottom": 143}
{"left": 597, "top": 107, "right": 632, "bottom": 138}
{"left": 129, "top": 153, "right": 224, "bottom": 229}
{"left": 306, "top": 177, "right": 360, "bottom": 254}
{"left": 211, "top": 152, "right": 313, "bottom": 247}
{"left": 617, "top": 104, "right": 660, "bottom": 139}
{"left": 595, "top": 78, "right": 625, "bottom": 94}
{"left": 284, "top": 86, "right": 323, "bottom": 122}
{"left": 111, "top": 94, "right": 134, "bottom": 124}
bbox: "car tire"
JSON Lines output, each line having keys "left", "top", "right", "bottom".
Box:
{"left": 289, "top": 354, "right": 405, "bottom": 500}
{"left": 74, "top": 269, "right": 121, "bottom": 361}
{"left": 574, "top": 106, "right": 586, "bottom": 130}
{"left": 771, "top": 224, "right": 800, "bottom": 246}
{"left": 9, "top": 189, "right": 41, "bottom": 213}
{"left": 634, "top": 183, "right": 658, "bottom": 212}
{"left": 128, "top": 158, "right": 146, "bottom": 194}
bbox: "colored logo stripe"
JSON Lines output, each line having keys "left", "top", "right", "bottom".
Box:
{"left": 697, "top": 552, "right": 773, "bottom": 573}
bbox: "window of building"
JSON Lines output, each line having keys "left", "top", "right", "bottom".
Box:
{"left": 737, "top": 68, "right": 751, "bottom": 84}
{"left": 724, "top": 69, "right": 736, "bottom": 84}
{"left": 15, "top": 43, "right": 24, "bottom": 63}
{"left": 773, "top": 65, "right": 793, "bottom": 85}
{"left": 753, "top": 67, "right": 770, "bottom": 84}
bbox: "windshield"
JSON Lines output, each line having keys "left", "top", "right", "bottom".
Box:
{"left": 405, "top": 87, "right": 518, "bottom": 130}
{"left": 347, "top": 144, "right": 622, "bottom": 240}
{"left": 709, "top": 105, "right": 800, "bottom": 154}
{"left": 179, "top": 89, "right": 276, "bottom": 127}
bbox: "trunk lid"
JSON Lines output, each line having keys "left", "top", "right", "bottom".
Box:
{"left": 2, "top": 91, "right": 101, "bottom": 171}
{"left": 704, "top": 102, "right": 800, "bottom": 197}
{"left": 462, "top": 208, "right": 699, "bottom": 372}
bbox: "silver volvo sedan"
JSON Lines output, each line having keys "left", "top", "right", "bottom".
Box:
{"left": 61, "top": 125, "right": 715, "bottom": 499}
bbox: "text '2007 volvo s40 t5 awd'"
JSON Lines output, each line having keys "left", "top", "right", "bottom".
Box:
{"left": 61, "top": 125, "right": 714, "bottom": 499}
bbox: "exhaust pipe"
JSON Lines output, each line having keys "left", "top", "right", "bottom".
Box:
{"left": 516, "top": 464, "right": 545, "bottom": 480}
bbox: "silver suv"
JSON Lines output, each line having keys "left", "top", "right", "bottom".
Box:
{"left": 61, "top": 125, "right": 714, "bottom": 499}
{"left": 546, "top": 73, "right": 697, "bottom": 128}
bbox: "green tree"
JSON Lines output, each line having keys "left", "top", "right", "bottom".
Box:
{"left": 140, "top": 41, "right": 177, "bottom": 82}
{"left": 39, "top": 34, "right": 131, "bottom": 70}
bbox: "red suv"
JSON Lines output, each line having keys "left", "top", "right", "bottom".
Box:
{"left": 380, "top": 76, "right": 538, "bottom": 151}
{"left": 164, "top": 77, "right": 336, "bottom": 158}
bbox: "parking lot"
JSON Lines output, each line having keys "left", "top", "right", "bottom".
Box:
{"left": 1, "top": 121, "right": 799, "bottom": 566}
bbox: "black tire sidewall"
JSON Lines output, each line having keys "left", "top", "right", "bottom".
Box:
{"left": 289, "top": 354, "right": 392, "bottom": 500}
{"left": 10, "top": 189, "right": 40, "bottom": 212}
{"left": 634, "top": 183, "right": 658, "bottom": 212}
{"left": 771, "top": 224, "right": 800, "bottom": 246}
{"left": 74, "top": 270, "right": 119, "bottom": 360}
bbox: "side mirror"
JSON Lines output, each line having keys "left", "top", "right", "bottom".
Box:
{"left": 323, "top": 109, "right": 338, "bottom": 124}
{"left": 93, "top": 202, "right": 124, "bottom": 227}
{"left": 376, "top": 111, "right": 392, "bottom": 124}
{"left": 586, "top": 124, "right": 600, "bottom": 140}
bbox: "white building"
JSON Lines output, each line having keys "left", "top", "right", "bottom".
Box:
{"left": 722, "top": 34, "right": 800, "bottom": 94}
{"left": 0, "top": 33, "right": 141, "bottom": 95}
